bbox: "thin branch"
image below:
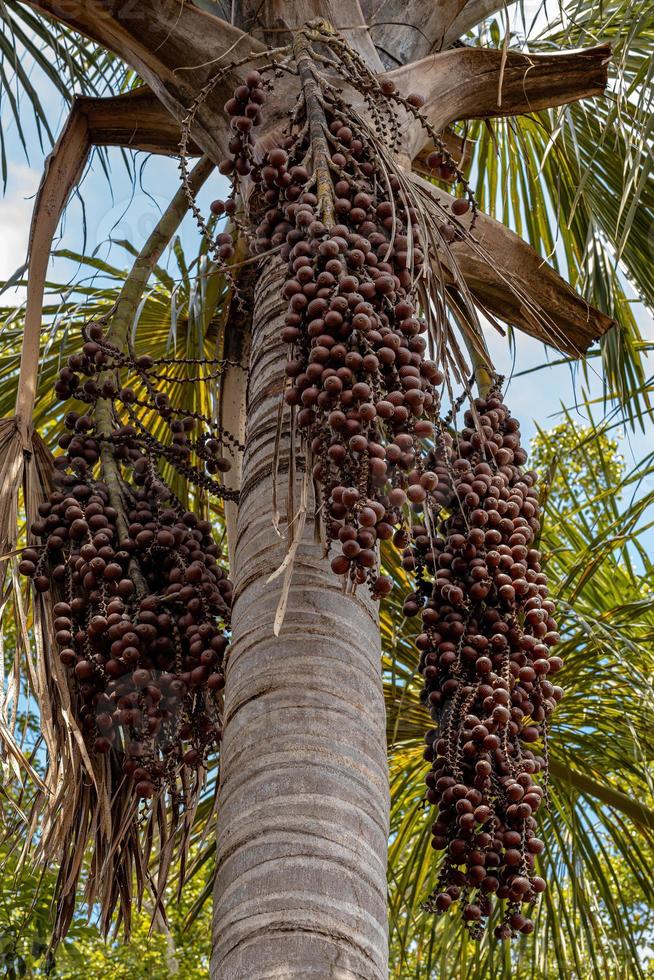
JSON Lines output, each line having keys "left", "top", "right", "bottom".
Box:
{"left": 460, "top": 323, "right": 494, "bottom": 396}
{"left": 104, "top": 156, "right": 215, "bottom": 353}
{"left": 217, "top": 238, "right": 253, "bottom": 564}
{"left": 293, "top": 28, "right": 336, "bottom": 227}
{"left": 549, "top": 757, "right": 654, "bottom": 833}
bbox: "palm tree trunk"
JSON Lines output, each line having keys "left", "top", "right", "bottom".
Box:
{"left": 212, "top": 258, "right": 390, "bottom": 979}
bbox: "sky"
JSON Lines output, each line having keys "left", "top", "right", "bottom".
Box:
{"left": 0, "top": 1, "right": 652, "bottom": 472}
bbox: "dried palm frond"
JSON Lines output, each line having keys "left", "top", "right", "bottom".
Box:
{"left": 0, "top": 422, "right": 23, "bottom": 565}
{"left": 0, "top": 38, "right": 100, "bottom": 789}
{"left": 0, "top": 339, "right": 49, "bottom": 786}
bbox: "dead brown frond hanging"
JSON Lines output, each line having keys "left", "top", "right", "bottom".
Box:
{"left": 0, "top": 192, "right": 56, "bottom": 788}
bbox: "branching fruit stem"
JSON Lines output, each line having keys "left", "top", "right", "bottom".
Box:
{"left": 94, "top": 155, "right": 215, "bottom": 592}
{"left": 294, "top": 23, "right": 336, "bottom": 229}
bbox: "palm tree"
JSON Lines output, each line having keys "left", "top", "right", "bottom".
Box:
{"left": 0, "top": 1, "right": 652, "bottom": 978}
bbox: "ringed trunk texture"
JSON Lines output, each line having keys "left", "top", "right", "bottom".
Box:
{"left": 212, "top": 259, "right": 390, "bottom": 979}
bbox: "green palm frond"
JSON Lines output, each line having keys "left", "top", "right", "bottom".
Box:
{"left": 0, "top": 2, "right": 137, "bottom": 185}
{"left": 465, "top": 0, "right": 654, "bottom": 424}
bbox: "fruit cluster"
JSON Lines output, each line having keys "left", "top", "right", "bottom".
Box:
{"left": 407, "top": 391, "right": 562, "bottom": 937}
{"left": 206, "top": 60, "right": 480, "bottom": 597}
{"left": 52, "top": 323, "right": 240, "bottom": 495}
{"left": 20, "top": 323, "right": 234, "bottom": 798}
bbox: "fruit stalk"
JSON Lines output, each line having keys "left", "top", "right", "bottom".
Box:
{"left": 294, "top": 25, "right": 336, "bottom": 228}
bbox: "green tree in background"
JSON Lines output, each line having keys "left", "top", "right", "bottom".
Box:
{"left": 532, "top": 421, "right": 624, "bottom": 521}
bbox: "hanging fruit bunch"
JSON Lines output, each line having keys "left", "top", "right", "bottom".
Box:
{"left": 19, "top": 320, "right": 237, "bottom": 800}
{"left": 408, "top": 390, "right": 563, "bottom": 938}
{"left": 177, "top": 20, "right": 563, "bottom": 939}
{"left": 180, "top": 21, "right": 475, "bottom": 600}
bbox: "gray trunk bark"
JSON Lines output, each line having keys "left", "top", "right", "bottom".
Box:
{"left": 212, "top": 259, "right": 390, "bottom": 979}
